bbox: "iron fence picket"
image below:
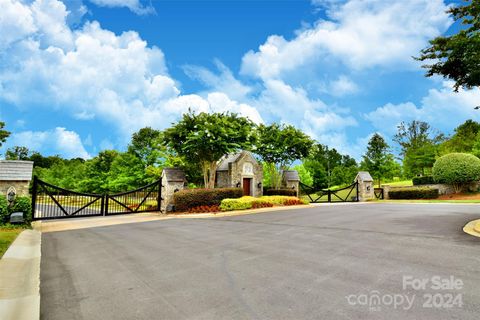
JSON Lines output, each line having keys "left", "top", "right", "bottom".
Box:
{"left": 32, "top": 178, "right": 163, "bottom": 220}
{"left": 300, "top": 181, "right": 359, "bottom": 203}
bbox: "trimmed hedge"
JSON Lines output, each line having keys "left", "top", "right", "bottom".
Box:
{"left": 433, "top": 153, "right": 480, "bottom": 193}
{"left": 388, "top": 187, "right": 439, "bottom": 199}
{"left": 174, "top": 188, "right": 243, "bottom": 212}
{"left": 412, "top": 176, "right": 435, "bottom": 186}
{"left": 263, "top": 188, "right": 297, "bottom": 196}
{"left": 220, "top": 196, "right": 305, "bottom": 211}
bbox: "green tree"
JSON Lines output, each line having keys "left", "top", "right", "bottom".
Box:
{"left": 361, "top": 133, "right": 391, "bottom": 187}
{"left": 164, "top": 111, "right": 256, "bottom": 188}
{"left": 255, "top": 123, "right": 313, "bottom": 189}
{"left": 471, "top": 132, "right": 480, "bottom": 158}
{"left": 303, "top": 144, "right": 357, "bottom": 189}
{"left": 106, "top": 152, "right": 146, "bottom": 192}
{"left": 293, "top": 163, "right": 313, "bottom": 186}
{"left": 440, "top": 119, "right": 480, "bottom": 154}
{"left": 393, "top": 120, "right": 444, "bottom": 177}
{"left": 5, "top": 146, "right": 30, "bottom": 160}
{"left": 36, "top": 158, "right": 87, "bottom": 190}
{"left": 128, "top": 127, "right": 163, "bottom": 168}
{"left": 78, "top": 150, "right": 119, "bottom": 193}
{"left": 416, "top": 0, "right": 480, "bottom": 91}
{"left": 0, "top": 122, "right": 10, "bottom": 149}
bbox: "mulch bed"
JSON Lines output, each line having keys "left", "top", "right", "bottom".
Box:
{"left": 438, "top": 193, "right": 480, "bottom": 200}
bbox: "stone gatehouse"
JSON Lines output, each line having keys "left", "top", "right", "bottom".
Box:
{"left": 215, "top": 151, "right": 263, "bottom": 197}
{"left": 0, "top": 160, "right": 34, "bottom": 197}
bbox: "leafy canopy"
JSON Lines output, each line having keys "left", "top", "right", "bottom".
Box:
{"left": 416, "top": 0, "right": 480, "bottom": 90}
{"left": 164, "top": 111, "right": 256, "bottom": 188}
{"left": 6, "top": 146, "right": 30, "bottom": 160}
{"left": 303, "top": 144, "right": 358, "bottom": 189}
{"left": 0, "top": 122, "right": 10, "bottom": 149}
{"left": 393, "top": 120, "right": 444, "bottom": 176}
{"left": 361, "top": 133, "right": 397, "bottom": 186}
{"left": 255, "top": 123, "right": 313, "bottom": 167}
{"left": 256, "top": 123, "right": 313, "bottom": 189}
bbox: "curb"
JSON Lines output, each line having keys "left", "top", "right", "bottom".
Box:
{"left": 463, "top": 219, "right": 480, "bottom": 238}
{"left": 0, "top": 230, "right": 41, "bottom": 320}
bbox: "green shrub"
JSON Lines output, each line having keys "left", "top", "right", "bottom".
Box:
{"left": 0, "top": 197, "right": 8, "bottom": 224}
{"left": 388, "top": 187, "right": 439, "bottom": 199}
{"left": 412, "top": 176, "right": 435, "bottom": 186}
{"left": 220, "top": 197, "right": 255, "bottom": 211}
{"left": 174, "top": 188, "right": 243, "bottom": 212}
{"left": 0, "top": 196, "right": 32, "bottom": 225}
{"left": 432, "top": 153, "right": 480, "bottom": 193}
{"left": 220, "top": 196, "right": 306, "bottom": 211}
{"left": 263, "top": 188, "right": 297, "bottom": 196}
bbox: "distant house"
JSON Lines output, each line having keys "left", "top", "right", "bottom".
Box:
{"left": 215, "top": 151, "right": 263, "bottom": 197}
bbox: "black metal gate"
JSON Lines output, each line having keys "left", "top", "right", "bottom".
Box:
{"left": 32, "top": 177, "right": 162, "bottom": 220}
{"left": 374, "top": 187, "right": 384, "bottom": 200}
{"left": 300, "top": 181, "right": 359, "bottom": 203}
{"left": 105, "top": 180, "right": 161, "bottom": 215}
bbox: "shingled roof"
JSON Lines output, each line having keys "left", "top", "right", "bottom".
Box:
{"left": 217, "top": 151, "right": 257, "bottom": 171}
{"left": 355, "top": 171, "right": 373, "bottom": 182}
{"left": 282, "top": 170, "right": 300, "bottom": 181}
{"left": 0, "top": 161, "right": 34, "bottom": 181}
{"left": 162, "top": 168, "right": 186, "bottom": 182}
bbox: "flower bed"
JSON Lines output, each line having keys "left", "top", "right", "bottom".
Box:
{"left": 220, "top": 196, "right": 306, "bottom": 211}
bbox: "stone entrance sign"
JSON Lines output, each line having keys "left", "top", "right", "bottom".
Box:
{"left": 0, "top": 160, "right": 34, "bottom": 197}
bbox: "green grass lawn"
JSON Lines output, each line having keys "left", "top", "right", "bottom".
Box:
{"left": 381, "top": 180, "right": 413, "bottom": 187}
{"left": 0, "top": 228, "right": 23, "bottom": 258}
{"left": 301, "top": 187, "right": 358, "bottom": 203}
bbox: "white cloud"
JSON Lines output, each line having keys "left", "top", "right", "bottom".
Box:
{"left": 0, "top": 0, "right": 36, "bottom": 50}
{"left": 255, "top": 79, "right": 357, "bottom": 133}
{"left": 365, "top": 81, "right": 480, "bottom": 135}
{"left": 87, "top": 0, "right": 155, "bottom": 15}
{"left": 6, "top": 127, "right": 91, "bottom": 159}
{"left": 328, "top": 75, "right": 359, "bottom": 97}
{"left": 0, "top": 0, "right": 265, "bottom": 145}
{"left": 206, "top": 92, "right": 263, "bottom": 124}
{"left": 183, "top": 60, "right": 252, "bottom": 101}
{"left": 241, "top": 0, "right": 452, "bottom": 80}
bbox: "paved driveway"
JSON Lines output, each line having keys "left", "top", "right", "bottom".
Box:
{"left": 40, "top": 203, "right": 480, "bottom": 320}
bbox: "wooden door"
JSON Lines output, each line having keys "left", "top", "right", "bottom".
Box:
{"left": 243, "top": 178, "right": 251, "bottom": 196}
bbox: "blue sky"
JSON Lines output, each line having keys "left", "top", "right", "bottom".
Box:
{"left": 1, "top": 0, "right": 479, "bottom": 160}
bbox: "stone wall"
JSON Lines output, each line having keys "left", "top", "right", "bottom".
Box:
{"left": 215, "top": 171, "right": 230, "bottom": 188}
{"left": 283, "top": 180, "right": 299, "bottom": 197}
{"left": 0, "top": 180, "right": 30, "bottom": 197}
{"left": 382, "top": 183, "right": 477, "bottom": 199}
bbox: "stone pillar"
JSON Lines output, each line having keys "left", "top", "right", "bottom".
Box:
{"left": 282, "top": 170, "right": 300, "bottom": 197}
{"left": 355, "top": 171, "right": 374, "bottom": 201}
{"left": 0, "top": 161, "right": 34, "bottom": 197}
{"left": 160, "top": 168, "right": 186, "bottom": 213}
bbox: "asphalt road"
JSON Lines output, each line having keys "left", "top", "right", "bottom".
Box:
{"left": 40, "top": 203, "right": 480, "bottom": 320}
